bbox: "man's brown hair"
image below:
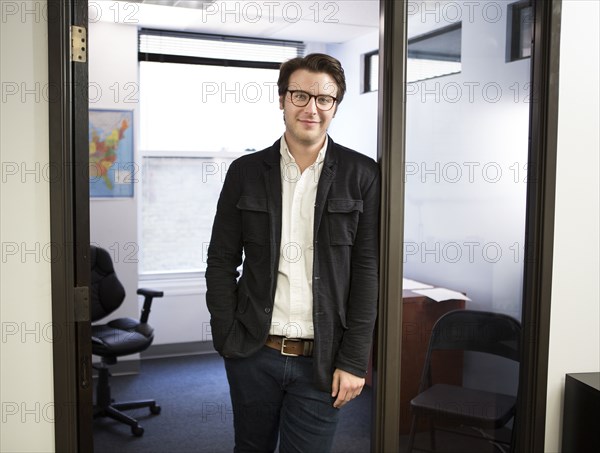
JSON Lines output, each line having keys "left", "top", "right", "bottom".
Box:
{"left": 277, "top": 53, "right": 347, "bottom": 104}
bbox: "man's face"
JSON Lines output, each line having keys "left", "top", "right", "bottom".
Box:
{"left": 279, "top": 69, "right": 338, "bottom": 149}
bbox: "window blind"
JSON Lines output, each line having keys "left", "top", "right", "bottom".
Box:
{"left": 139, "top": 29, "right": 304, "bottom": 66}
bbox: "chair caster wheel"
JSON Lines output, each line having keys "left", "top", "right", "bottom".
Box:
{"left": 132, "top": 425, "right": 144, "bottom": 437}
{"left": 150, "top": 405, "right": 161, "bottom": 415}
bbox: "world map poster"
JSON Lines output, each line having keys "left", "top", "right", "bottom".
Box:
{"left": 89, "top": 109, "right": 134, "bottom": 197}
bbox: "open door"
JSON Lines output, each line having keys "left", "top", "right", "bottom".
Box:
{"left": 48, "top": 0, "right": 93, "bottom": 451}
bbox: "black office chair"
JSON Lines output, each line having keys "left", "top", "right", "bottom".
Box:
{"left": 406, "top": 309, "right": 521, "bottom": 453}
{"left": 91, "top": 245, "right": 164, "bottom": 436}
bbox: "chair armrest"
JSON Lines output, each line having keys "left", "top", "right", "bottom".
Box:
{"left": 137, "top": 288, "right": 164, "bottom": 324}
{"left": 137, "top": 288, "right": 164, "bottom": 298}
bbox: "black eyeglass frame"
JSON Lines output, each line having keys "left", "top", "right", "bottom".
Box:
{"left": 286, "top": 89, "right": 338, "bottom": 111}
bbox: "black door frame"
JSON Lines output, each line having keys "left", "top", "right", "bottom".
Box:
{"left": 48, "top": 0, "right": 92, "bottom": 451}
{"left": 373, "top": 0, "right": 407, "bottom": 451}
{"left": 515, "top": 0, "right": 563, "bottom": 450}
{"left": 48, "top": 1, "right": 562, "bottom": 451}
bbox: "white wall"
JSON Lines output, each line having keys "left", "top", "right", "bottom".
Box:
{"left": 327, "top": 30, "right": 380, "bottom": 160}
{"left": 89, "top": 21, "right": 140, "bottom": 329}
{"left": 0, "top": 1, "right": 55, "bottom": 450}
{"left": 545, "top": 1, "right": 600, "bottom": 451}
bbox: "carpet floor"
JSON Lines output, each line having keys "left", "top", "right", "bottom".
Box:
{"left": 93, "top": 353, "right": 511, "bottom": 453}
{"left": 93, "top": 353, "right": 372, "bottom": 453}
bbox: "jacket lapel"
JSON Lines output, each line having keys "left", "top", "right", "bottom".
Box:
{"left": 264, "top": 141, "right": 282, "bottom": 298}
{"left": 313, "top": 137, "right": 338, "bottom": 239}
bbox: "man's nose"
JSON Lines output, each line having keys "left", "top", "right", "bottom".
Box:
{"left": 304, "top": 97, "right": 318, "bottom": 114}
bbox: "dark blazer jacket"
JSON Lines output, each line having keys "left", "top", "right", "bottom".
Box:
{"left": 205, "top": 137, "right": 380, "bottom": 391}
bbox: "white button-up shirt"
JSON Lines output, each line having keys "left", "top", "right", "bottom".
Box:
{"left": 269, "top": 136, "right": 327, "bottom": 340}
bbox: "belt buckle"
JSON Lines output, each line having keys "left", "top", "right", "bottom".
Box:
{"left": 280, "top": 337, "right": 300, "bottom": 357}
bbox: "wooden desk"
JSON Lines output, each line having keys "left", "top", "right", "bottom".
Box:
{"left": 399, "top": 290, "right": 465, "bottom": 433}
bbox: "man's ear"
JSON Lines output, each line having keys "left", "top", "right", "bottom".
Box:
{"left": 279, "top": 95, "right": 285, "bottom": 110}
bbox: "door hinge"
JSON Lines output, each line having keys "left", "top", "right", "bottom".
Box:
{"left": 71, "top": 26, "right": 87, "bottom": 63}
{"left": 80, "top": 354, "right": 91, "bottom": 389}
{"left": 74, "top": 286, "right": 90, "bottom": 322}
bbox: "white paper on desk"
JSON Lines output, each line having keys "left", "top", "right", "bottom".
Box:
{"left": 412, "top": 288, "right": 471, "bottom": 303}
{"left": 402, "top": 278, "right": 434, "bottom": 290}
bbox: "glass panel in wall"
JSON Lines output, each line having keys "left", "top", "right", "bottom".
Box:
{"left": 399, "top": 1, "right": 531, "bottom": 451}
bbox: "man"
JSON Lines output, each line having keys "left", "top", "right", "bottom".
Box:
{"left": 206, "top": 53, "right": 379, "bottom": 453}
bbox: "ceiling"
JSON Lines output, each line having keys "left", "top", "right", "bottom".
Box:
{"left": 94, "top": 0, "right": 380, "bottom": 43}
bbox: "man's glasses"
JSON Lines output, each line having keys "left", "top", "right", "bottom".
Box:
{"left": 287, "top": 90, "right": 337, "bottom": 111}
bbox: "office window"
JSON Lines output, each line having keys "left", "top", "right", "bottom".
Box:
{"left": 506, "top": 1, "right": 533, "bottom": 62}
{"left": 407, "top": 22, "right": 462, "bottom": 83}
{"left": 360, "top": 23, "right": 461, "bottom": 89}
{"left": 139, "top": 31, "right": 302, "bottom": 275}
{"left": 139, "top": 29, "right": 302, "bottom": 64}
{"left": 141, "top": 155, "right": 235, "bottom": 274}
{"left": 363, "top": 50, "right": 379, "bottom": 93}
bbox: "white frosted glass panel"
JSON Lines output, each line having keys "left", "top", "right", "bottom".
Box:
{"left": 400, "top": 0, "right": 531, "bottom": 448}
{"left": 404, "top": 0, "right": 530, "bottom": 323}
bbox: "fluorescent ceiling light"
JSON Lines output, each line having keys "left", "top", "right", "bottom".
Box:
{"left": 128, "top": 0, "right": 217, "bottom": 9}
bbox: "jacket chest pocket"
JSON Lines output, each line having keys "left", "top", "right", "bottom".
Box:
{"left": 236, "top": 196, "right": 269, "bottom": 245}
{"left": 327, "top": 199, "right": 363, "bottom": 246}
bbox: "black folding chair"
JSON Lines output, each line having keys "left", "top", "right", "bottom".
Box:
{"left": 406, "top": 309, "right": 521, "bottom": 452}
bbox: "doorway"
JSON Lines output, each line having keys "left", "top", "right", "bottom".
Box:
{"left": 88, "top": 5, "right": 379, "bottom": 447}
{"left": 49, "top": 1, "right": 562, "bottom": 452}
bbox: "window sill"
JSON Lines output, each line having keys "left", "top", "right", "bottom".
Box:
{"left": 139, "top": 271, "right": 206, "bottom": 296}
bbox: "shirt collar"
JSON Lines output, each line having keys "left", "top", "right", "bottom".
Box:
{"left": 280, "top": 135, "right": 328, "bottom": 167}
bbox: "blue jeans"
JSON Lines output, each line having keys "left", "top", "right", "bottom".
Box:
{"left": 224, "top": 346, "right": 340, "bottom": 453}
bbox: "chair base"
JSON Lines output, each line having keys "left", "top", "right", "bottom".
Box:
{"left": 94, "top": 365, "right": 160, "bottom": 436}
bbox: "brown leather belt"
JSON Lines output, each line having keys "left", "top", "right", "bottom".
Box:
{"left": 265, "top": 335, "right": 314, "bottom": 357}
